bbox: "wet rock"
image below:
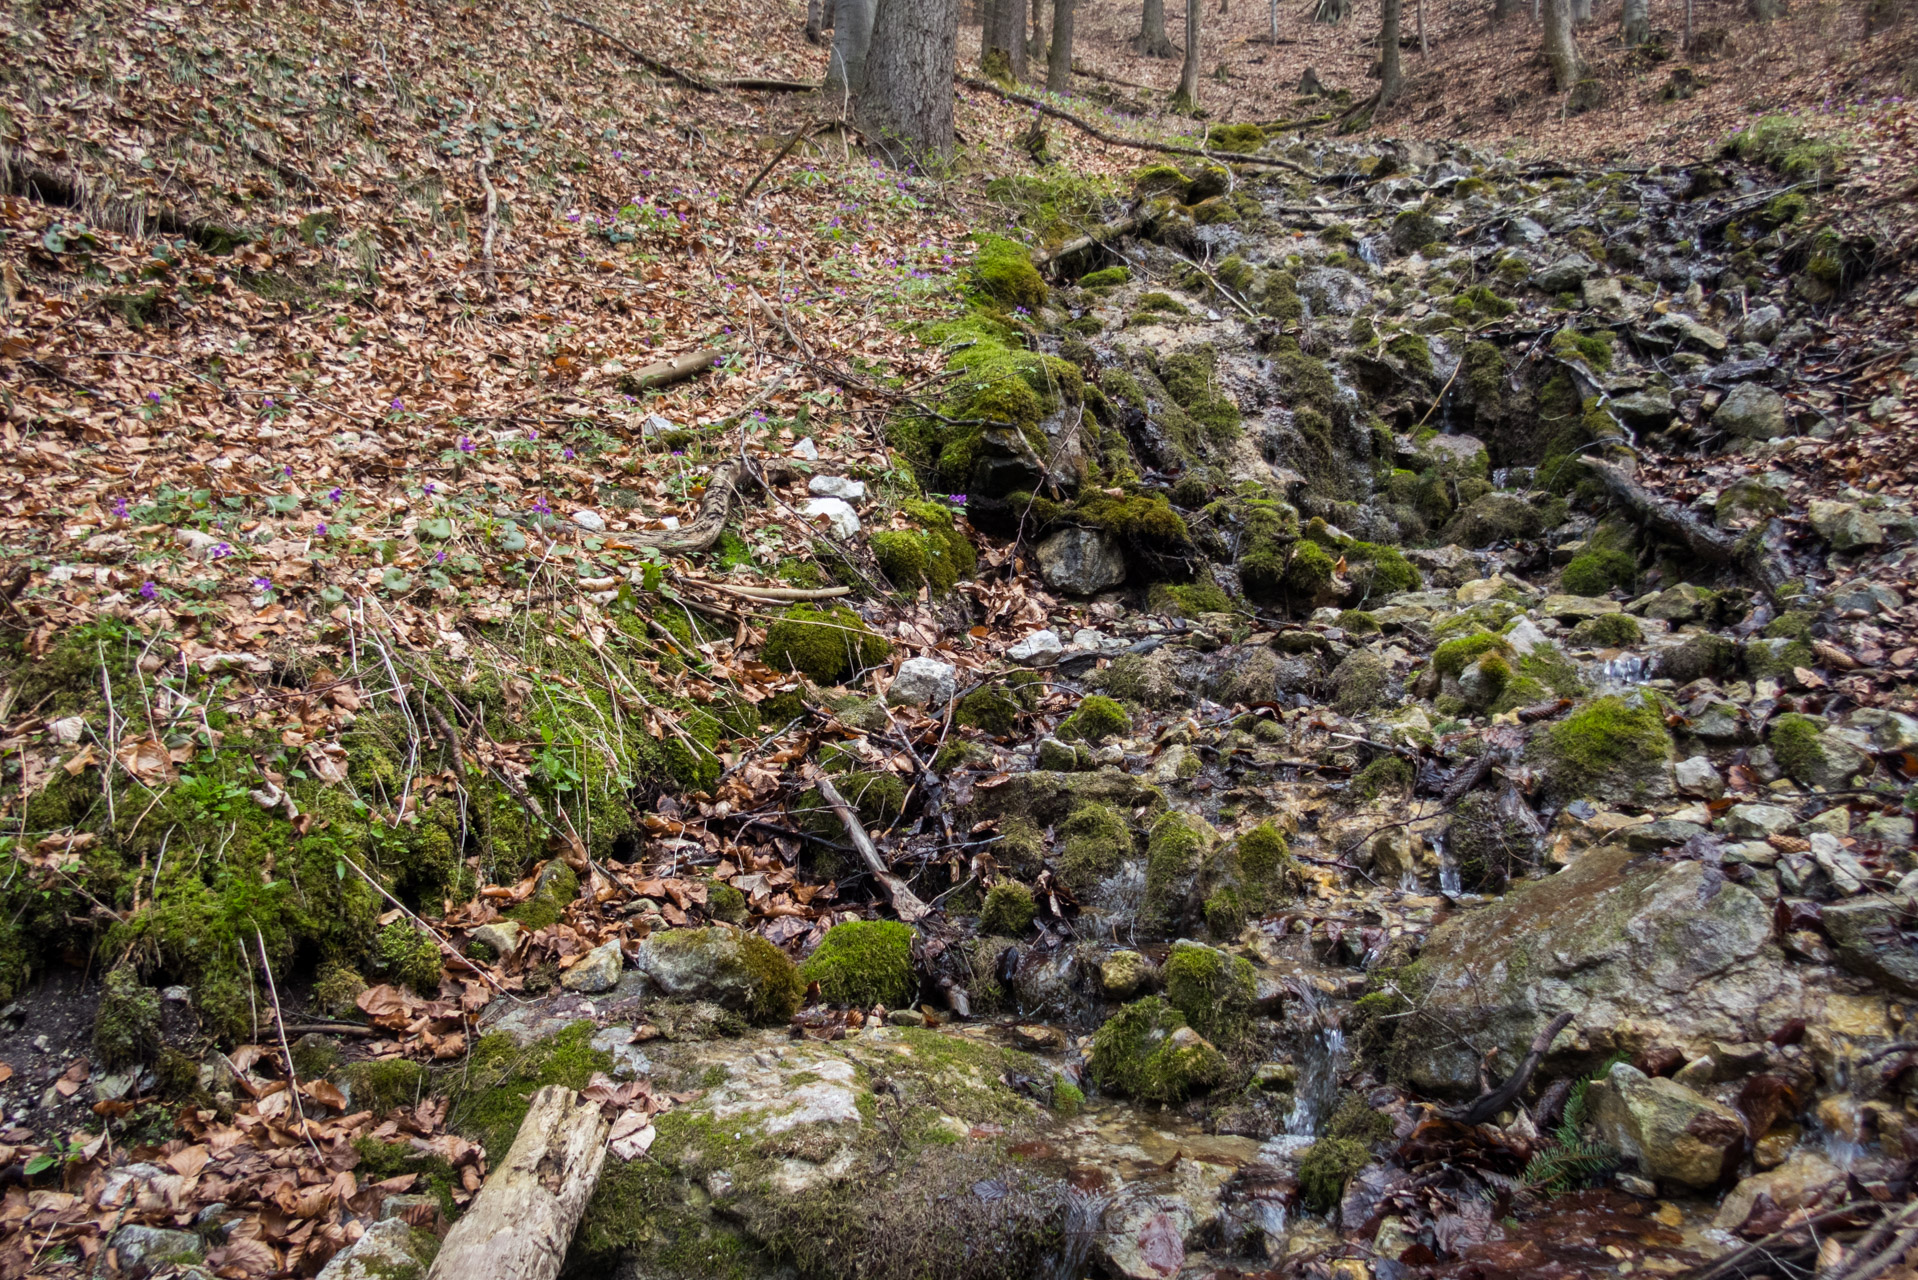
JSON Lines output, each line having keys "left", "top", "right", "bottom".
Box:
{"left": 1037, "top": 526, "right": 1128, "bottom": 595}
{"left": 1395, "top": 846, "right": 1802, "bottom": 1095}
{"left": 1821, "top": 896, "right": 1918, "bottom": 994}
{"left": 1714, "top": 1151, "right": 1840, "bottom": 1233}
{"left": 1534, "top": 255, "right": 1596, "bottom": 292}
{"left": 1807, "top": 500, "right": 1884, "bottom": 552}
{"left": 315, "top": 1219, "right": 435, "bottom": 1280}
{"left": 1713, "top": 382, "right": 1789, "bottom": 440}
{"left": 886, "top": 656, "right": 957, "bottom": 708}
{"left": 1674, "top": 756, "right": 1726, "bottom": 799}
{"left": 1588, "top": 1062, "right": 1743, "bottom": 1189}
{"left": 472, "top": 920, "right": 522, "bottom": 959}
{"left": 561, "top": 939, "right": 624, "bottom": 993}
{"left": 1297, "top": 266, "right": 1371, "bottom": 315}
{"left": 1719, "top": 803, "right": 1796, "bottom": 839}
{"left": 1102, "top": 950, "right": 1156, "bottom": 999}
{"left": 1007, "top": 629, "right": 1064, "bottom": 666}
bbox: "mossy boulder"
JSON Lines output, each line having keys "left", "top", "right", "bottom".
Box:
{"left": 1057, "top": 803, "right": 1137, "bottom": 895}
{"left": 1058, "top": 694, "right": 1132, "bottom": 744}
{"left": 1768, "top": 713, "right": 1872, "bottom": 790}
{"left": 92, "top": 967, "right": 162, "bottom": 1069}
{"left": 1163, "top": 940, "right": 1257, "bottom": 1045}
{"left": 1331, "top": 651, "right": 1389, "bottom": 715}
{"left": 1140, "top": 811, "right": 1220, "bottom": 937}
{"left": 979, "top": 882, "right": 1038, "bottom": 936}
{"left": 1531, "top": 694, "right": 1675, "bottom": 804}
{"left": 1442, "top": 493, "right": 1546, "bottom": 546}
{"left": 634, "top": 926, "right": 805, "bottom": 1024}
{"left": 1562, "top": 547, "right": 1636, "bottom": 596}
{"left": 1571, "top": 613, "right": 1644, "bottom": 647}
{"left": 968, "top": 234, "right": 1046, "bottom": 311}
{"left": 800, "top": 920, "right": 916, "bottom": 1009}
{"left": 1080, "top": 265, "right": 1131, "bottom": 288}
{"left": 1447, "top": 790, "right": 1542, "bottom": 892}
{"left": 1090, "top": 996, "right": 1226, "bottom": 1103}
{"left": 871, "top": 500, "right": 977, "bottom": 595}
{"left": 762, "top": 605, "right": 890, "bottom": 685}
{"left": 1205, "top": 122, "right": 1265, "bottom": 153}
{"left": 1298, "top": 1138, "right": 1371, "bottom": 1212}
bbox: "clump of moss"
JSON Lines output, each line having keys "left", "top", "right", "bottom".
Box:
{"left": 1090, "top": 996, "right": 1226, "bottom": 1103}
{"left": 1447, "top": 790, "right": 1538, "bottom": 891}
{"left": 1163, "top": 941, "right": 1256, "bottom": 1045}
{"left": 1349, "top": 755, "right": 1414, "bottom": 804}
{"left": 1080, "top": 265, "right": 1131, "bottom": 287}
{"left": 1767, "top": 712, "right": 1825, "bottom": 786}
{"left": 374, "top": 920, "right": 444, "bottom": 994}
{"left": 1205, "top": 122, "right": 1265, "bottom": 152}
{"left": 1053, "top": 1078, "right": 1085, "bottom": 1116}
{"left": 507, "top": 861, "right": 578, "bottom": 930}
{"left": 1064, "top": 491, "right": 1190, "bottom": 545}
{"left": 1452, "top": 284, "right": 1515, "bottom": 321}
{"left": 1725, "top": 114, "right": 1843, "bottom": 182}
{"left": 1299, "top": 1137, "right": 1371, "bottom": 1212}
{"left": 979, "top": 882, "right": 1037, "bottom": 936}
{"left": 762, "top": 604, "right": 890, "bottom": 685}
{"left": 1136, "top": 291, "right": 1188, "bottom": 316}
{"left": 1658, "top": 632, "right": 1738, "bottom": 682}
{"left": 1141, "top": 811, "right": 1213, "bottom": 937}
{"left": 707, "top": 881, "right": 749, "bottom": 925}
{"left": 1551, "top": 327, "right": 1616, "bottom": 373}
{"left": 1571, "top": 613, "right": 1643, "bottom": 647}
{"left": 1059, "top": 694, "right": 1132, "bottom": 743}
{"left": 957, "top": 682, "right": 1027, "bottom": 736}
{"left": 1535, "top": 694, "right": 1674, "bottom": 802}
{"left": 314, "top": 961, "right": 368, "bottom": 1018}
{"left": 341, "top": 1057, "right": 429, "bottom": 1115}
{"left": 1433, "top": 630, "right": 1512, "bottom": 679}
{"left": 1058, "top": 803, "right": 1135, "bottom": 893}
{"left": 1147, "top": 580, "right": 1234, "bottom": 617}
{"left": 1130, "top": 163, "right": 1192, "bottom": 196}
{"left": 1387, "top": 332, "right": 1434, "bottom": 379}
{"left": 1236, "top": 823, "right": 1299, "bottom": 906}
{"left": 92, "top": 967, "right": 162, "bottom": 1069}
{"left": 1561, "top": 548, "right": 1636, "bottom": 596}
{"left": 1326, "top": 1093, "right": 1395, "bottom": 1144}
{"left": 1160, "top": 346, "right": 1242, "bottom": 439}
{"left": 800, "top": 920, "right": 916, "bottom": 1009}
{"left": 968, "top": 233, "right": 1046, "bottom": 311}
{"left": 1331, "top": 650, "right": 1388, "bottom": 715}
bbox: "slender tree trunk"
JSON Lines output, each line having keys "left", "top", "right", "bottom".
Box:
{"left": 1417, "top": 0, "right": 1427, "bottom": 53}
{"left": 1047, "top": 0, "right": 1075, "bottom": 92}
{"left": 1684, "top": 0, "right": 1694, "bottom": 45}
{"left": 863, "top": 0, "right": 961, "bottom": 159}
{"left": 1136, "top": 0, "right": 1175, "bottom": 55}
{"left": 1620, "top": 0, "right": 1648, "bottom": 44}
{"left": 1570, "top": 0, "right": 1591, "bottom": 22}
{"left": 1030, "top": 0, "right": 1047, "bottom": 67}
{"left": 805, "top": 0, "right": 836, "bottom": 44}
{"left": 1270, "top": 0, "right": 1279, "bottom": 42}
{"left": 983, "top": 0, "right": 1029, "bottom": 78}
{"left": 1380, "top": 0, "right": 1402, "bottom": 107}
{"left": 826, "top": 0, "right": 874, "bottom": 94}
{"left": 1543, "top": 0, "right": 1582, "bottom": 89}
{"left": 1173, "top": 0, "right": 1202, "bottom": 108}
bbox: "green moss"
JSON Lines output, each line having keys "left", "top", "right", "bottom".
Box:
{"left": 1052, "top": 1078, "right": 1084, "bottom": 1117}
{"left": 1349, "top": 755, "right": 1414, "bottom": 804}
{"left": 314, "top": 961, "right": 367, "bottom": 1018}
{"left": 92, "top": 967, "right": 162, "bottom": 1069}
{"left": 968, "top": 233, "right": 1046, "bottom": 311}
{"left": 1079, "top": 266, "right": 1131, "bottom": 287}
{"left": 800, "top": 920, "right": 916, "bottom": 1009}
{"left": 956, "top": 683, "right": 1025, "bottom": 736}
{"left": 1215, "top": 255, "right": 1257, "bottom": 293}
{"left": 374, "top": 920, "right": 444, "bottom": 994}
{"left": 1236, "top": 823, "right": 1298, "bottom": 906}
{"left": 1725, "top": 114, "right": 1843, "bottom": 182}
{"left": 979, "top": 882, "right": 1037, "bottom": 936}
{"left": 1447, "top": 789, "right": 1536, "bottom": 890}
{"left": 706, "top": 881, "right": 750, "bottom": 926}
{"left": 1059, "top": 694, "right": 1131, "bottom": 744}
{"left": 1159, "top": 346, "right": 1241, "bottom": 440}
{"left": 1205, "top": 122, "right": 1265, "bottom": 152}
{"left": 870, "top": 531, "right": 929, "bottom": 593}
{"left": 1537, "top": 694, "right": 1674, "bottom": 801}
{"left": 1298, "top": 1138, "right": 1371, "bottom": 1212}
{"left": 1768, "top": 712, "right": 1825, "bottom": 785}
{"left": 1451, "top": 284, "right": 1515, "bottom": 322}
{"left": 341, "top": 1057, "right": 429, "bottom": 1114}
{"left": 1058, "top": 803, "right": 1136, "bottom": 894}
{"left": 448, "top": 1022, "right": 615, "bottom": 1161}
{"left": 762, "top": 605, "right": 890, "bottom": 685}
{"left": 1326, "top": 1093, "right": 1395, "bottom": 1144}
{"left": 1148, "top": 581, "right": 1233, "bottom": 617}
{"left": 1561, "top": 548, "right": 1636, "bottom": 596}
{"left": 1163, "top": 941, "right": 1256, "bottom": 1045}
{"left": 1330, "top": 650, "right": 1388, "bottom": 716}
{"left": 506, "top": 861, "right": 578, "bottom": 930}
{"left": 1090, "top": 996, "right": 1226, "bottom": 1103}
{"left": 1434, "top": 630, "right": 1511, "bottom": 678}
{"left": 1551, "top": 327, "right": 1616, "bottom": 373}
{"left": 1386, "top": 332, "right": 1434, "bottom": 378}
{"left": 1066, "top": 491, "right": 1190, "bottom": 544}
{"left": 1765, "top": 610, "right": 1815, "bottom": 643}
{"left": 1570, "top": 613, "right": 1643, "bottom": 647}
{"left": 1141, "top": 811, "right": 1210, "bottom": 937}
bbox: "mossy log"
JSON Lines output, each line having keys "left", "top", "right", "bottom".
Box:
{"left": 425, "top": 1086, "right": 608, "bottom": 1280}
{"left": 1579, "top": 458, "right": 1788, "bottom": 602}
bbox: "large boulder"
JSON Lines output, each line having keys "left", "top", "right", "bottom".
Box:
{"left": 1820, "top": 895, "right": 1918, "bottom": 995}
{"left": 1587, "top": 1062, "right": 1744, "bottom": 1189}
{"left": 1389, "top": 847, "right": 1810, "bottom": 1095}
{"left": 1036, "top": 527, "right": 1128, "bottom": 594}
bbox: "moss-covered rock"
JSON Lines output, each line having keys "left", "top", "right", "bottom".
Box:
{"left": 1057, "top": 803, "right": 1137, "bottom": 894}
{"left": 1298, "top": 1137, "right": 1371, "bottom": 1212}
{"left": 1141, "top": 811, "right": 1218, "bottom": 937}
{"left": 1442, "top": 493, "right": 1546, "bottom": 545}
{"left": 635, "top": 926, "right": 805, "bottom": 1024}
{"left": 1532, "top": 694, "right": 1675, "bottom": 804}
{"left": 1163, "top": 941, "right": 1256, "bottom": 1045}
{"left": 373, "top": 920, "right": 444, "bottom": 994}
{"left": 92, "top": 967, "right": 162, "bottom": 1069}
{"left": 871, "top": 500, "right": 978, "bottom": 595}
{"left": 1090, "top": 996, "right": 1226, "bottom": 1103}
{"left": 979, "top": 882, "right": 1037, "bottom": 936}
{"left": 968, "top": 234, "right": 1046, "bottom": 311}
{"left": 1571, "top": 613, "right": 1644, "bottom": 647}
{"left": 762, "top": 605, "right": 890, "bottom": 685}
{"left": 1080, "top": 265, "right": 1131, "bottom": 288}
{"left": 1657, "top": 632, "right": 1738, "bottom": 682}
{"left": 1331, "top": 650, "right": 1388, "bottom": 715}
{"left": 1205, "top": 122, "right": 1265, "bottom": 153}
{"left": 1447, "top": 790, "right": 1540, "bottom": 892}
{"left": 800, "top": 920, "right": 916, "bottom": 1009}
{"left": 1058, "top": 694, "right": 1132, "bottom": 744}
{"left": 1562, "top": 547, "right": 1636, "bottom": 596}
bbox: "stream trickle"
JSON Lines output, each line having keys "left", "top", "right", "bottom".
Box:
{"left": 1282, "top": 981, "right": 1348, "bottom": 1140}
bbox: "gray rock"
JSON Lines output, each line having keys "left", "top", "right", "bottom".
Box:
{"left": 1652, "top": 312, "right": 1728, "bottom": 352}
{"left": 1821, "top": 897, "right": 1918, "bottom": 994}
{"left": 1297, "top": 266, "right": 1371, "bottom": 315}
{"left": 1858, "top": 813, "right": 1914, "bottom": 850}
{"left": 1588, "top": 1063, "right": 1744, "bottom": 1189}
{"left": 111, "top": 1225, "right": 204, "bottom": 1273}
{"left": 316, "top": 1218, "right": 436, "bottom": 1280}
{"left": 1506, "top": 216, "right": 1550, "bottom": 246}
{"left": 886, "top": 656, "right": 957, "bottom": 708}
{"left": 1534, "top": 255, "right": 1596, "bottom": 292}
{"left": 1582, "top": 276, "right": 1628, "bottom": 315}
{"left": 1674, "top": 756, "right": 1725, "bottom": 799}
{"left": 808, "top": 475, "right": 868, "bottom": 501}
{"left": 561, "top": 939, "right": 624, "bottom": 993}
{"left": 1611, "top": 387, "right": 1674, "bottom": 429}
{"left": 1733, "top": 305, "right": 1785, "bottom": 345}
{"left": 590, "top": 1025, "right": 655, "bottom": 1079}
{"left": 472, "top": 920, "right": 523, "bottom": 959}
{"left": 1036, "top": 737, "right": 1085, "bottom": 772}
{"left": 791, "top": 436, "right": 819, "bottom": 460}
{"left": 1641, "top": 583, "right": 1713, "bottom": 622}
{"left": 1542, "top": 594, "right": 1621, "bottom": 620}
{"left": 1713, "top": 383, "right": 1790, "bottom": 440}
{"left": 1720, "top": 803, "right": 1796, "bottom": 839}
{"left": 49, "top": 715, "right": 86, "bottom": 745}
{"left": 801, "top": 496, "right": 860, "bottom": 539}
{"left": 1007, "top": 629, "right": 1064, "bottom": 666}
{"left": 569, "top": 509, "right": 606, "bottom": 533}
{"left": 632, "top": 926, "right": 791, "bottom": 1012}
{"left": 1807, "top": 500, "right": 1884, "bottom": 552}
{"left": 1036, "top": 526, "right": 1128, "bottom": 595}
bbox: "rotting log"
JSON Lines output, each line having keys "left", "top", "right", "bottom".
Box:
{"left": 1032, "top": 209, "right": 1150, "bottom": 270}
{"left": 1579, "top": 457, "right": 1789, "bottom": 602}
{"left": 622, "top": 348, "right": 722, "bottom": 392}
{"left": 424, "top": 1086, "right": 608, "bottom": 1280}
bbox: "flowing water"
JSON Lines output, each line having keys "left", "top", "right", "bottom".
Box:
{"left": 1283, "top": 981, "right": 1348, "bottom": 1139}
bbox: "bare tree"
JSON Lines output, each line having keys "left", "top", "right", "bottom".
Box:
{"left": 1314, "top": 0, "right": 1349, "bottom": 21}
{"left": 1172, "top": 0, "right": 1202, "bottom": 108}
{"left": 1030, "top": 0, "right": 1048, "bottom": 68}
{"left": 827, "top": 0, "right": 874, "bottom": 94}
{"left": 1047, "top": 0, "right": 1075, "bottom": 91}
{"left": 1543, "top": 0, "right": 1583, "bottom": 89}
{"left": 1380, "top": 0, "right": 1403, "bottom": 107}
{"left": 864, "top": 0, "right": 961, "bottom": 158}
{"left": 1136, "top": 0, "right": 1175, "bottom": 54}
{"left": 805, "top": 0, "right": 836, "bottom": 44}
{"left": 1620, "top": 0, "right": 1649, "bottom": 43}
{"left": 983, "top": 0, "right": 1029, "bottom": 78}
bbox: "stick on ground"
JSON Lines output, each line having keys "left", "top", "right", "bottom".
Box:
{"left": 814, "top": 774, "right": 932, "bottom": 922}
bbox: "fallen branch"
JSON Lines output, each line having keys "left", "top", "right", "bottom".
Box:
{"left": 622, "top": 348, "right": 723, "bottom": 393}
{"left": 425, "top": 1086, "right": 609, "bottom": 1280}
{"left": 957, "top": 76, "right": 1320, "bottom": 179}
{"left": 681, "top": 580, "right": 851, "bottom": 602}
{"left": 1579, "top": 458, "right": 1789, "bottom": 602}
{"left": 557, "top": 14, "right": 718, "bottom": 90}
{"left": 813, "top": 774, "right": 931, "bottom": 922}
{"left": 1456, "top": 1010, "right": 1575, "bottom": 1126}
{"left": 476, "top": 145, "right": 500, "bottom": 299}
{"left": 742, "top": 125, "right": 824, "bottom": 200}
{"left": 2, "top": 152, "right": 250, "bottom": 252}
{"left": 1032, "top": 209, "right": 1151, "bottom": 268}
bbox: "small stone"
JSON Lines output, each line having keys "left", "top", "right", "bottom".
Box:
{"left": 808, "top": 475, "right": 868, "bottom": 501}
{"left": 1582, "top": 276, "right": 1628, "bottom": 314}
{"left": 1542, "top": 594, "right": 1623, "bottom": 620}
{"left": 1670, "top": 1056, "right": 1716, "bottom": 1090}
{"left": 1534, "top": 254, "right": 1596, "bottom": 292}
{"left": 886, "top": 656, "right": 957, "bottom": 708}
{"left": 1504, "top": 618, "right": 1550, "bottom": 656}
{"left": 1455, "top": 577, "right": 1508, "bottom": 605}
{"left": 886, "top": 1008, "right": 927, "bottom": 1027}
{"left": 110, "top": 1225, "right": 204, "bottom": 1272}
{"left": 1807, "top": 500, "right": 1884, "bottom": 552}
{"left": 801, "top": 497, "right": 860, "bottom": 539}
{"left": 1007, "top": 1024, "right": 1066, "bottom": 1051}
{"left": 1674, "top": 756, "right": 1725, "bottom": 799}
{"left": 791, "top": 436, "right": 819, "bottom": 460}
{"left": 1036, "top": 737, "right": 1082, "bottom": 772}
{"left": 1858, "top": 813, "right": 1913, "bottom": 850}
{"left": 1007, "top": 630, "right": 1063, "bottom": 666}
{"left": 1642, "top": 583, "right": 1713, "bottom": 622}
{"left": 1035, "top": 527, "right": 1128, "bottom": 595}
{"left": 48, "top": 716, "right": 86, "bottom": 745}
{"left": 1734, "top": 305, "right": 1784, "bottom": 345}
{"left": 1715, "top": 1152, "right": 1839, "bottom": 1232}
{"left": 1250, "top": 1062, "right": 1298, "bottom": 1092}
{"left": 641, "top": 413, "right": 676, "bottom": 438}
{"left": 1101, "top": 950, "right": 1154, "bottom": 999}
{"left": 1809, "top": 832, "right": 1868, "bottom": 896}
{"left": 1720, "top": 803, "right": 1796, "bottom": 839}
{"left": 560, "top": 940, "right": 624, "bottom": 993}
{"left": 1713, "top": 382, "right": 1790, "bottom": 440}
{"left": 472, "top": 921, "right": 523, "bottom": 959}
{"left": 569, "top": 509, "right": 606, "bottom": 533}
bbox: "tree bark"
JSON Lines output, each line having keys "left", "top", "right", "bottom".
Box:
{"left": 1543, "top": 0, "right": 1582, "bottom": 90}
{"left": 826, "top": 0, "right": 874, "bottom": 94}
{"left": 1047, "top": 0, "right": 1075, "bottom": 91}
{"left": 1269, "top": 0, "right": 1279, "bottom": 42}
{"left": 1570, "top": 0, "right": 1591, "bottom": 21}
{"left": 983, "top": 0, "right": 1029, "bottom": 78}
{"left": 1380, "top": 0, "right": 1403, "bottom": 106}
{"left": 863, "top": 0, "right": 961, "bottom": 160}
{"left": 1135, "top": 0, "right": 1175, "bottom": 55}
{"left": 424, "top": 1087, "right": 608, "bottom": 1280}
{"left": 805, "top": 0, "right": 836, "bottom": 44}
{"left": 1173, "top": 0, "right": 1202, "bottom": 109}
{"left": 1417, "top": 0, "right": 1427, "bottom": 53}
{"left": 1620, "top": 0, "right": 1648, "bottom": 43}
{"left": 1030, "top": 0, "right": 1048, "bottom": 68}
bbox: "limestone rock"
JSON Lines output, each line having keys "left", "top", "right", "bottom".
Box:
{"left": 1807, "top": 500, "right": 1884, "bottom": 552}
{"left": 1534, "top": 255, "right": 1596, "bottom": 292}
{"left": 886, "top": 656, "right": 957, "bottom": 708}
{"left": 472, "top": 920, "right": 522, "bottom": 959}
{"left": 110, "top": 1225, "right": 204, "bottom": 1273}
{"left": 808, "top": 475, "right": 868, "bottom": 501}
{"left": 1713, "top": 383, "right": 1789, "bottom": 440}
{"left": 569, "top": 508, "right": 606, "bottom": 533}
{"left": 1674, "top": 756, "right": 1725, "bottom": 799}
{"left": 1542, "top": 594, "right": 1622, "bottom": 620}
{"left": 801, "top": 496, "right": 861, "bottom": 539}
{"left": 631, "top": 927, "right": 798, "bottom": 1015}
{"left": 1821, "top": 897, "right": 1918, "bottom": 994}
{"left": 315, "top": 1219, "right": 435, "bottom": 1280}
{"left": 1714, "top": 1152, "right": 1840, "bottom": 1233}
{"left": 1588, "top": 1062, "right": 1744, "bottom": 1189}
{"left": 561, "top": 939, "right": 624, "bottom": 993}
{"left": 1007, "top": 629, "right": 1064, "bottom": 666}
{"left": 1036, "top": 527, "right": 1128, "bottom": 595}
{"left": 1720, "top": 803, "right": 1796, "bottom": 839}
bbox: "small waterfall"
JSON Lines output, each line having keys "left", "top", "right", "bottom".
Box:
{"left": 1051, "top": 1186, "right": 1110, "bottom": 1280}
{"left": 1433, "top": 826, "right": 1462, "bottom": 897}
{"left": 1355, "top": 236, "right": 1381, "bottom": 266}
{"left": 1592, "top": 653, "right": 1649, "bottom": 692}
{"left": 1284, "top": 982, "right": 1348, "bottom": 1137}
{"left": 1398, "top": 868, "right": 1423, "bottom": 894}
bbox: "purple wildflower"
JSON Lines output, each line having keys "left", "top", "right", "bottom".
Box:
{"left": 435, "top": 550, "right": 447, "bottom": 564}
{"left": 147, "top": 391, "right": 161, "bottom": 403}
{"left": 328, "top": 487, "right": 343, "bottom": 503}
{"left": 458, "top": 436, "right": 476, "bottom": 453}
{"left": 252, "top": 577, "right": 271, "bottom": 590}
{"left": 212, "top": 542, "right": 232, "bottom": 559}
{"left": 139, "top": 581, "right": 157, "bottom": 600}
{"left": 527, "top": 429, "right": 539, "bottom": 441}
{"left": 563, "top": 448, "right": 575, "bottom": 460}
{"left": 112, "top": 497, "right": 129, "bottom": 518}
{"left": 390, "top": 398, "right": 404, "bottom": 411}
{"left": 315, "top": 522, "right": 328, "bottom": 536}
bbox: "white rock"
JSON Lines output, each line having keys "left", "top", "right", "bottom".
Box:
{"left": 791, "top": 436, "right": 819, "bottom": 460}
{"left": 1006, "top": 629, "right": 1063, "bottom": 666}
{"left": 1809, "top": 832, "right": 1869, "bottom": 896}
{"left": 1674, "top": 756, "right": 1725, "bottom": 799}
{"left": 561, "top": 939, "right": 624, "bottom": 993}
{"left": 1504, "top": 619, "right": 1550, "bottom": 656}
{"left": 807, "top": 475, "right": 867, "bottom": 501}
{"left": 49, "top": 716, "right": 86, "bottom": 745}
{"left": 570, "top": 509, "right": 607, "bottom": 533}
{"left": 641, "top": 413, "right": 676, "bottom": 438}
{"left": 887, "top": 656, "right": 957, "bottom": 708}
{"left": 472, "top": 921, "right": 523, "bottom": 959}
{"left": 801, "top": 497, "right": 860, "bottom": 539}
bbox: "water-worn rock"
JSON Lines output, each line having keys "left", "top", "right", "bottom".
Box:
{"left": 1674, "top": 756, "right": 1725, "bottom": 798}
{"left": 1037, "top": 527, "right": 1129, "bottom": 594}
{"left": 561, "top": 939, "right": 624, "bottom": 993}
{"left": 315, "top": 1219, "right": 435, "bottom": 1280}
{"left": 887, "top": 656, "right": 957, "bottom": 707}
{"left": 1713, "top": 383, "right": 1789, "bottom": 439}
{"left": 1393, "top": 846, "right": 1807, "bottom": 1095}
{"left": 1588, "top": 1062, "right": 1744, "bottom": 1189}
{"left": 472, "top": 920, "right": 522, "bottom": 959}
{"left": 1713, "top": 1151, "right": 1841, "bottom": 1233}
{"left": 1820, "top": 896, "right": 1918, "bottom": 994}
{"left": 631, "top": 926, "right": 800, "bottom": 1018}
{"left": 1720, "top": 803, "right": 1796, "bottom": 839}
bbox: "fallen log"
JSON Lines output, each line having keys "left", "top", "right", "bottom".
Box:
{"left": 814, "top": 774, "right": 932, "bottom": 922}
{"left": 1579, "top": 457, "right": 1789, "bottom": 602}
{"left": 621, "top": 348, "right": 722, "bottom": 392}
{"left": 424, "top": 1086, "right": 608, "bottom": 1280}
{"left": 1031, "top": 209, "right": 1150, "bottom": 268}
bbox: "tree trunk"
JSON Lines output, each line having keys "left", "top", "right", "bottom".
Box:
{"left": 1380, "top": 0, "right": 1402, "bottom": 107}
{"left": 424, "top": 1088, "right": 608, "bottom": 1280}
{"left": 1493, "top": 0, "right": 1521, "bottom": 18}
{"left": 863, "top": 0, "right": 961, "bottom": 161}
{"left": 1047, "top": 0, "right": 1075, "bottom": 92}
{"left": 1570, "top": 0, "right": 1591, "bottom": 21}
{"left": 1685, "top": 0, "right": 1694, "bottom": 44}
{"left": 1543, "top": 0, "right": 1582, "bottom": 89}
{"left": 826, "top": 0, "right": 875, "bottom": 94}
{"left": 805, "top": 0, "right": 836, "bottom": 44}
{"left": 1030, "top": 0, "right": 1048, "bottom": 66}
{"left": 1620, "top": 0, "right": 1648, "bottom": 43}
{"left": 1173, "top": 0, "right": 1202, "bottom": 109}
{"left": 1136, "top": 0, "right": 1175, "bottom": 55}
{"left": 984, "top": 0, "right": 1028, "bottom": 79}
{"left": 1417, "top": 0, "right": 1427, "bottom": 54}
{"left": 1269, "top": 0, "right": 1279, "bottom": 43}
